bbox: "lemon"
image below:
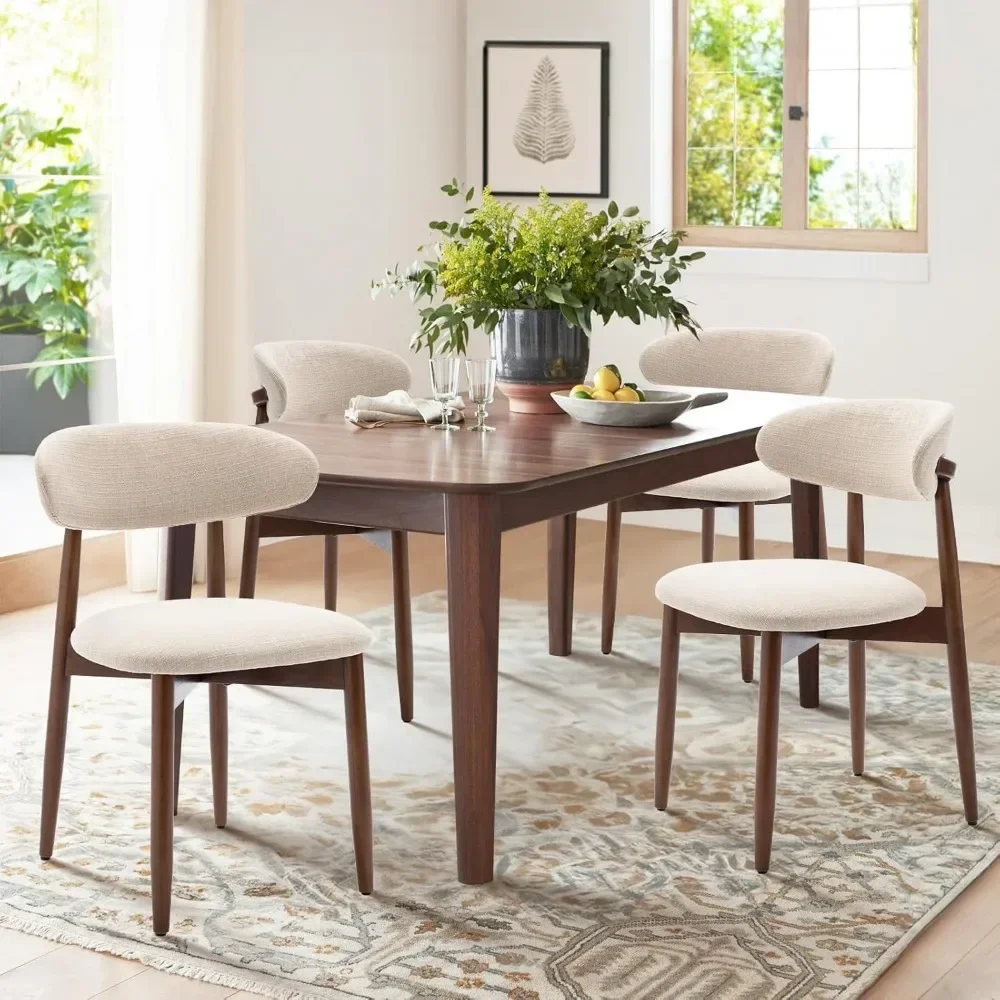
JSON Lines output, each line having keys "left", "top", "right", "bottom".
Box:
{"left": 569, "top": 384, "right": 593, "bottom": 398}
{"left": 591, "top": 388, "right": 616, "bottom": 401}
{"left": 614, "top": 386, "right": 640, "bottom": 402}
{"left": 624, "top": 381, "right": 646, "bottom": 402}
{"left": 593, "top": 366, "right": 621, "bottom": 393}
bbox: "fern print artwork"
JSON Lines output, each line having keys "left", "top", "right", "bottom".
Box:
{"left": 483, "top": 41, "right": 608, "bottom": 196}
{"left": 513, "top": 56, "right": 576, "bottom": 164}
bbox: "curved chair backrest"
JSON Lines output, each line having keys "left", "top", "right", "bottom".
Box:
{"left": 254, "top": 341, "right": 412, "bottom": 422}
{"left": 35, "top": 423, "right": 319, "bottom": 531}
{"left": 639, "top": 328, "right": 835, "bottom": 396}
{"left": 757, "top": 399, "right": 953, "bottom": 502}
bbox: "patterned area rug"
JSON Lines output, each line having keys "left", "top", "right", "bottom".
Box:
{"left": 1, "top": 594, "right": 999, "bottom": 999}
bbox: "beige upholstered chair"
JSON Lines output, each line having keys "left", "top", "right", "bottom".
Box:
{"left": 653, "top": 399, "right": 976, "bottom": 873}
{"left": 35, "top": 423, "right": 374, "bottom": 936}
{"left": 246, "top": 340, "right": 416, "bottom": 721}
{"left": 602, "top": 328, "right": 836, "bottom": 677}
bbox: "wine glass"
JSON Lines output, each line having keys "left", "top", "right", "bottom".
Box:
{"left": 465, "top": 358, "right": 497, "bottom": 433}
{"left": 428, "top": 356, "right": 460, "bottom": 432}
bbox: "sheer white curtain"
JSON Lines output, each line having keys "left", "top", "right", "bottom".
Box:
{"left": 111, "top": 0, "right": 251, "bottom": 591}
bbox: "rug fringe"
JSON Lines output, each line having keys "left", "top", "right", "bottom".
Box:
{"left": 0, "top": 911, "right": 341, "bottom": 1000}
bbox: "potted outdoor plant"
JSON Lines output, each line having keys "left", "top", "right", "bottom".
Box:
{"left": 0, "top": 104, "right": 96, "bottom": 452}
{"left": 373, "top": 181, "right": 704, "bottom": 413}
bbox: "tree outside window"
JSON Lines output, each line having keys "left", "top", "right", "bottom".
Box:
{"left": 677, "top": 0, "right": 924, "bottom": 251}
{"left": 0, "top": 0, "right": 108, "bottom": 398}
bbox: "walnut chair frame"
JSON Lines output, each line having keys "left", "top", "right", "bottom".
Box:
{"left": 603, "top": 489, "right": 829, "bottom": 678}
{"left": 654, "top": 464, "right": 977, "bottom": 874}
{"left": 40, "top": 522, "right": 373, "bottom": 937}
{"left": 245, "top": 387, "right": 414, "bottom": 721}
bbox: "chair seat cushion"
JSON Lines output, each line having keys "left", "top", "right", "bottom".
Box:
{"left": 71, "top": 599, "right": 372, "bottom": 675}
{"left": 655, "top": 559, "right": 927, "bottom": 633}
{"left": 652, "top": 462, "right": 790, "bottom": 503}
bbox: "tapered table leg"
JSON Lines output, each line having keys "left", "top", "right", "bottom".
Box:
{"left": 547, "top": 514, "right": 576, "bottom": 656}
{"left": 791, "top": 482, "right": 823, "bottom": 708}
{"left": 445, "top": 493, "right": 502, "bottom": 885}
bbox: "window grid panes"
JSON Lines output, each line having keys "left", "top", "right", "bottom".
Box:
{"left": 807, "top": 0, "right": 918, "bottom": 231}
{"left": 686, "top": 0, "right": 785, "bottom": 228}
{"left": 675, "top": 0, "right": 924, "bottom": 250}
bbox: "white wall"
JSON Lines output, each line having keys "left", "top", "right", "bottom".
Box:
{"left": 244, "top": 0, "right": 466, "bottom": 394}
{"left": 464, "top": 0, "right": 653, "bottom": 375}
{"left": 465, "top": 0, "right": 1000, "bottom": 563}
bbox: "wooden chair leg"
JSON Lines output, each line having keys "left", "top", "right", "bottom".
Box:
{"left": 701, "top": 508, "right": 715, "bottom": 563}
{"left": 173, "top": 703, "right": 184, "bottom": 816}
{"left": 654, "top": 606, "right": 680, "bottom": 811}
{"left": 738, "top": 503, "right": 755, "bottom": 683}
{"left": 324, "top": 534, "right": 338, "bottom": 611}
{"left": 946, "top": 634, "right": 978, "bottom": 825}
{"left": 849, "top": 640, "right": 866, "bottom": 776}
{"left": 239, "top": 515, "right": 260, "bottom": 600}
{"left": 755, "top": 632, "right": 783, "bottom": 874}
{"left": 40, "top": 529, "right": 81, "bottom": 861}
{"left": 937, "top": 476, "right": 978, "bottom": 825}
{"left": 817, "top": 493, "right": 828, "bottom": 560}
{"left": 601, "top": 500, "right": 623, "bottom": 655}
{"left": 391, "top": 530, "right": 414, "bottom": 723}
{"left": 343, "top": 654, "right": 373, "bottom": 894}
{"left": 207, "top": 521, "right": 228, "bottom": 828}
{"left": 846, "top": 492, "right": 866, "bottom": 776}
{"left": 209, "top": 686, "right": 228, "bottom": 828}
{"left": 40, "top": 668, "right": 72, "bottom": 861}
{"left": 151, "top": 675, "right": 175, "bottom": 936}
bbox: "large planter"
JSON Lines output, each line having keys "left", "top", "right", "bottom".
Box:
{"left": 491, "top": 309, "right": 590, "bottom": 415}
{"left": 0, "top": 332, "right": 90, "bottom": 455}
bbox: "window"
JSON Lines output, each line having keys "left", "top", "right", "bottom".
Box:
{"left": 0, "top": 0, "right": 113, "bottom": 557}
{"left": 672, "top": 0, "right": 926, "bottom": 251}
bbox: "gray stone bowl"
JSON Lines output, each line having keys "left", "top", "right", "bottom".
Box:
{"left": 550, "top": 389, "right": 728, "bottom": 427}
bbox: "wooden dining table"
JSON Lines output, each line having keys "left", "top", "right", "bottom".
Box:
{"left": 244, "top": 390, "right": 826, "bottom": 885}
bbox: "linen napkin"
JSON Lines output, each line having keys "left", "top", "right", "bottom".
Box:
{"left": 345, "top": 389, "right": 465, "bottom": 428}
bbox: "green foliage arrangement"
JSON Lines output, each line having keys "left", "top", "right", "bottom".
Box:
{"left": 373, "top": 182, "right": 704, "bottom": 356}
{"left": 0, "top": 104, "right": 96, "bottom": 397}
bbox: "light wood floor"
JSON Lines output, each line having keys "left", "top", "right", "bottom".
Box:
{"left": 1, "top": 518, "right": 998, "bottom": 999}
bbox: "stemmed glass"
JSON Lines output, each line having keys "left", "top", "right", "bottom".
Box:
{"left": 465, "top": 358, "right": 497, "bottom": 433}
{"left": 428, "top": 356, "right": 460, "bottom": 432}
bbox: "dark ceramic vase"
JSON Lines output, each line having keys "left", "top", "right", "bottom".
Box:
{"left": 491, "top": 309, "right": 590, "bottom": 414}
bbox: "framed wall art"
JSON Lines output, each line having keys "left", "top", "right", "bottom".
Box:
{"left": 483, "top": 41, "right": 610, "bottom": 198}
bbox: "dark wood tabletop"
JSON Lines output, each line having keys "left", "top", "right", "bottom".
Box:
{"left": 266, "top": 390, "right": 813, "bottom": 492}
{"left": 262, "top": 387, "right": 826, "bottom": 886}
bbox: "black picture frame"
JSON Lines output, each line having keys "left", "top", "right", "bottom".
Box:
{"left": 483, "top": 40, "right": 610, "bottom": 198}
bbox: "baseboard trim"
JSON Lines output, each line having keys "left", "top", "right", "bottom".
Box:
{"left": 0, "top": 532, "right": 126, "bottom": 615}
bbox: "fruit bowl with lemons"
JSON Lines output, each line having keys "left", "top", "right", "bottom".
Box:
{"left": 551, "top": 364, "right": 727, "bottom": 428}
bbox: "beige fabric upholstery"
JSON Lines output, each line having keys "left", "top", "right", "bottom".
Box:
{"left": 71, "top": 598, "right": 372, "bottom": 675}
{"left": 255, "top": 340, "right": 412, "bottom": 422}
{"left": 35, "top": 423, "right": 318, "bottom": 531}
{"left": 757, "top": 399, "right": 953, "bottom": 502}
{"left": 656, "top": 560, "right": 926, "bottom": 632}
{"left": 639, "top": 327, "right": 834, "bottom": 395}
{"left": 653, "top": 461, "right": 790, "bottom": 503}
